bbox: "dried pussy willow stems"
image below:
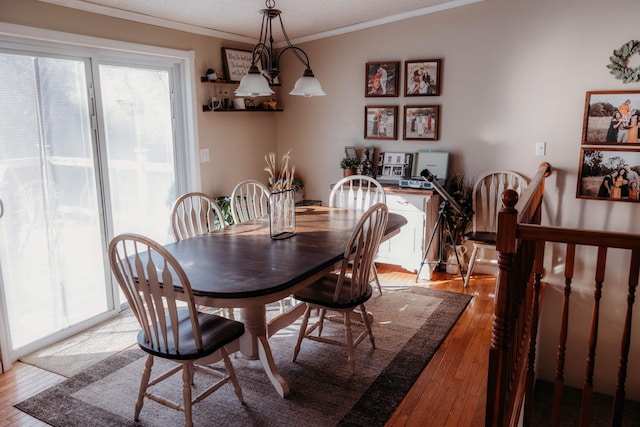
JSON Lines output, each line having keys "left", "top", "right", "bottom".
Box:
{"left": 264, "top": 150, "right": 295, "bottom": 192}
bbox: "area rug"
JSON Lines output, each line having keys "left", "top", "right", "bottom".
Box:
{"left": 16, "top": 286, "right": 471, "bottom": 427}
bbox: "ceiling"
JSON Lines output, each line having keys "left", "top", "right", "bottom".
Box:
{"left": 38, "top": 0, "right": 481, "bottom": 44}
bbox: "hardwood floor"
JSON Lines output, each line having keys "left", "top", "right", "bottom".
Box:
{"left": 0, "top": 264, "right": 495, "bottom": 426}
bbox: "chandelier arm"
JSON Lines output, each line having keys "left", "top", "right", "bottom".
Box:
{"left": 276, "top": 45, "right": 311, "bottom": 70}
{"left": 276, "top": 15, "right": 310, "bottom": 68}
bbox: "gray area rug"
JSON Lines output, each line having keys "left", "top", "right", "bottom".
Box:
{"left": 16, "top": 285, "right": 471, "bottom": 427}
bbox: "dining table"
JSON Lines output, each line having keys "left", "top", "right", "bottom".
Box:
{"left": 160, "top": 205, "right": 406, "bottom": 397}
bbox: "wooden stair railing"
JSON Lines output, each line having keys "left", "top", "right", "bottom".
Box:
{"left": 485, "top": 162, "right": 640, "bottom": 427}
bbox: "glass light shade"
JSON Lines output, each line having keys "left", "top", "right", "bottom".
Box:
{"left": 289, "top": 75, "right": 326, "bottom": 97}
{"left": 234, "top": 70, "right": 274, "bottom": 97}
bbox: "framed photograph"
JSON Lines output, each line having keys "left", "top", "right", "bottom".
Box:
{"left": 358, "top": 146, "right": 376, "bottom": 177}
{"left": 577, "top": 147, "right": 640, "bottom": 202}
{"left": 404, "top": 105, "right": 440, "bottom": 140}
{"left": 222, "top": 47, "right": 257, "bottom": 82}
{"left": 365, "top": 62, "right": 399, "bottom": 97}
{"left": 582, "top": 91, "right": 640, "bottom": 145}
{"left": 345, "top": 146, "right": 357, "bottom": 159}
{"left": 405, "top": 59, "right": 441, "bottom": 96}
{"left": 365, "top": 105, "right": 398, "bottom": 140}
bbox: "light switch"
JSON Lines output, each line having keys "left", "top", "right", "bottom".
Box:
{"left": 535, "top": 142, "right": 546, "bottom": 156}
{"left": 199, "top": 148, "right": 210, "bottom": 163}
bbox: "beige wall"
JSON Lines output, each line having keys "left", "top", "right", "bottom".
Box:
{"left": 3, "top": 0, "right": 640, "bottom": 398}
{"left": 278, "top": 0, "right": 640, "bottom": 398}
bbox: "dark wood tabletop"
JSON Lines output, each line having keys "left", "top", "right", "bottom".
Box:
{"left": 162, "top": 205, "right": 406, "bottom": 301}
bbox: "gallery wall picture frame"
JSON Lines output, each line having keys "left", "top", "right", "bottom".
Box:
{"left": 365, "top": 62, "right": 400, "bottom": 97}
{"left": 403, "top": 105, "right": 440, "bottom": 140}
{"left": 404, "top": 59, "right": 441, "bottom": 96}
{"left": 582, "top": 90, "right": 640, "bottom": 145}
{"left": 364, "top": 105, "right": 398, "bottom": 140}
{"left": 577, "top": 147, "right": 640, "bottom": 202}
{"left": 222, "top": 47, "right": 258, "bottom": 82}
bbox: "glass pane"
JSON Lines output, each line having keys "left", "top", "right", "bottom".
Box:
{"left": 99, "top": 65, "right": 176, "bottom": 243}
{"left": 0, "top": 52, "right": 109, "bottom": 351}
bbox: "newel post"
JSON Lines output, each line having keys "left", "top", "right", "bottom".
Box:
{"left": 486, "top": 189, "right": 519, "bottom": 427}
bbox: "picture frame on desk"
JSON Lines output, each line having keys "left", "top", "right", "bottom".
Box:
{"left": 365, "top": 105, "right": 398, "bottom": 140}
{"left": 345, "top": 146, "right": 357, "bottom": 159}
{"left": 376, "top": 152, "right": 413, "bottom": 183}
{"left": 359, "top": 146, "right": 376, "bottom": 177}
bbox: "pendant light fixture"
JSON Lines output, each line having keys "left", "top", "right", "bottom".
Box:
{"left": 234, "top": 0, "right": 326, "bottom": 98}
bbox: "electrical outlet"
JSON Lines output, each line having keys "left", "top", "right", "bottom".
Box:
{"left": 535, "top": 142, "right": 546, "bottom": 156}
{"left": 199, "top": 148, "right": 210, "bottom": 163}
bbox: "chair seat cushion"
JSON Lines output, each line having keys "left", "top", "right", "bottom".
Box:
{"left": 138, "top": 308, "right": 245, "bottom": 360}
{"left": 293, "top": 275, "right": 372, "bottom": 309}
{"left": 464, "top": 231, "right": 497, "bottom": 245}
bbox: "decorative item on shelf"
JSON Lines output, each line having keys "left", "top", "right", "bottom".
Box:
{"left": 340, "top": 156, "right": 360, "bottom": 177}
{"left": 234, "top": 0, "right": 325, "bottom": 97}
{"left": 264, "top": 150, "right": 296, "bottom": 239}
{"left": 261, "top": 99, "right": 279, "bottom": 110}
{"left": 607, "top": 40, "right": 640, "bottom": 83}
{"left": 206, "top": 68, "right": 218, "bottom": 82}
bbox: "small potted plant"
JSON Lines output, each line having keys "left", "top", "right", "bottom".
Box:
{"left": 206, "top": 68, "right": 218, "bottom": 81}
{"left": 340, "top": 157, "right": 360, "bottom": 177}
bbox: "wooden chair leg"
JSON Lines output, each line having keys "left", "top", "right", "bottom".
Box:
{"left": 343, "top": 312, "right": 356, "bottom": 375}
{"left": 293, "top": 305, "right": 312, "bottom": 361}
{"left": 135, "top": 354, "right": 154, "bottom": 420}
{"left": 371, "top": 264, "right": 382, "bottom": 296}
{"left": 221, "top": 347, "right": 244, "bottom": 404}
{"left": 182, "top": 362, "right": 194, "bottom": 427}
{"left": 464, "top": 246, "right": 479, "bottom": 287}
{"left": 359, "top": 304, "right": 375, "bottom": 348}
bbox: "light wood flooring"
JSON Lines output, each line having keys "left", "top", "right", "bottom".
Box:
{"left": 0, "top": 264, "right": 495, "bottom": 426}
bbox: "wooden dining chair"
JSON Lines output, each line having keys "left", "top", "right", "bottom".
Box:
{"left": 108, "top": 233, "right": 245, "bottom": 427}
{"left": 230, "top": 179, "right": 270, "bottom": 224}
{"left": 292, "top": 203, "right": 389, "bottom": 375}
{"left": 463, "top": 170, "right": 528, "bottom": 287}
{"left": 170, "top": 192, "right": 226, "bottom": 240}
{"left": 329, "top": 175, "right": 386, "bottom": 295}
{"left": 229, "top": 179, "right": 291, "bottom": 312}
{"left": 170, "top": 192, "right": 234, "bottom": 318}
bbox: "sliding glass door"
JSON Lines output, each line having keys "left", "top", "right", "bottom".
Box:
{"left": 0, "top": 47, "right": 185, "bottom": 361}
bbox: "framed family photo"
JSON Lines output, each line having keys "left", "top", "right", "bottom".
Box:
{"left": 364, "top": 105, "right": 398, "bottom": 140}
{"left": 577, "top": 147, "right": 640, "bottom": 202}
{"left": 582, "top": 90, "right": 640, "bottom": 145}
{"left": 404, "top": 105, "right": 439, "bottom": 140}
{"left": 405, "top": 59, "right": 441, "bottom": 96}
{"left": 365, "top": 62, "right": 399, "bottom": 97}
